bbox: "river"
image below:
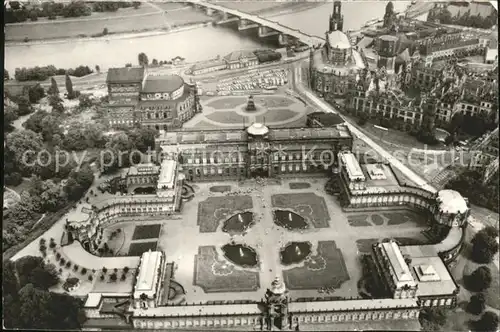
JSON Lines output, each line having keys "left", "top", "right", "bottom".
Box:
{"left": 4, "top": 2, "right": 411, "bottom": 74}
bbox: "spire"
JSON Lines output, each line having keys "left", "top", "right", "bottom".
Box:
{"left": 329, "top": 1, "right": 343, "bottom": 32}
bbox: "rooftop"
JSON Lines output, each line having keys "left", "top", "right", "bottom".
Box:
{"left": 327, "top": 30, "right": 352, "bottom": 49}
{"left": 157, "top": 159, "right": 177, "bottom": 189}
{"left": 106, "top": 67, "right": 145, "bottom": 84}
{"left": 411, "top": 256, "right": 458, "bottom": 297}
{"left": 134, "top": 251, "right": 163, "bottom": 297}
{"left": 380, "top": 241, "right": 416, "bottom": 287}
{"left": 289, "top": 298, "right": 419, "bottom": 312}
{"left": 142, "top": 74, "right": 184, "bottom": 94}
{"left": 128, "top": 164, "right": 160, "bottom": 176}
{"left": 339, "top": 151, "right": 365, "bottom": 181}
{"left": 437, "top": 189, "right": 468, "bottom": 214}
{"left": 247, "top": 123, "right": 269, "bottom": 136}
{"left": 223, "top": 50, "right": 258, "bottom": 62}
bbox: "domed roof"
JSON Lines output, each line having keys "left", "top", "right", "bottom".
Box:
{"left": 247, "top": 123, "right": 269, "bottom": 136}
{"left": 437, "top": 190, "right": 468, "bottom": 214}
{"left": 327, "top": 30, "right": 351, "bottom": 49}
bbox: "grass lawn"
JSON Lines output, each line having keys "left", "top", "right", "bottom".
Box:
{"left": 289, "top": 182, "right": 311, "bottom": 190}
{"left": 132, "top": 224, "right": 162, "bottom": 240}
{"left": 255, "top": 96, "right": 295, "bottom": 108}
{"left": 283, "top": 241, "right": 350, "bottom": 290}
{"left": 272, "top": 193, "right": 330, "bottom": 228}
{"left": 197, "top": 196, "right": 253, "bottom": 233}
{"left": 451, "top": 245, "right": 500, "bottom": 310}
{"left": 347, "top": 214, "right": 371, "bottom": 227}
{"left": 371, "top": 214, "right": 384, "bottom": 226}
{"left": 193, "top": 246, "right": 260, "bottom": 293}
{"left": 128, "top": 241, "right": 157, "bottom": 256}
{"left": 206, "top": 111, "right": 246, "bottom": 124}
{"left": 255, "top": 108, "right": 298, "bottom": 123}
{"left": 206, "top": 97, "right": 247, "bottom": 110}
{"left": 209, "top": 185, "right": 232, "bottom": 193}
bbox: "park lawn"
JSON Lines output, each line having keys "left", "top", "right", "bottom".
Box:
{"left": 283, "top": 241, "right": 349, "bottom": 290}
{"left": 272, "top": 193, "right": 330, "bottom": 228}
{"left": 197, "top": 196, "right": 253, "bottom": 233}
{"left": 132, "top": 224, "right": 162, "bottom": 240}
{"left": 193, "top": 246, "right": 260, "bottom": 293}
{"left": 452, "top": 250, "right": 500, "bottom": 310}
{"left": 128, "top": 241, "right": 157, "bottom": 256}
{"left": 255, "top": 108, "right": 298, "bottom": 123}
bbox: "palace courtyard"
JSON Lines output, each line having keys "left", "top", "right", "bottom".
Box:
{"left": 99, "top": 177, "right": 430, "bottom": 304}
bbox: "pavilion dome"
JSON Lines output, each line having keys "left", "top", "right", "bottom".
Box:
{"left": 436, "top": 189, "right": 468, "bottom": 214}
{"left": 327, "top": 30, "right": 351, "bottom": 49}
{"left": 247, "top": 123, "right": 269, "bottom": 136}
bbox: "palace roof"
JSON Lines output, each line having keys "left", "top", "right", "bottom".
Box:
{"left": 142, "top": 74, "right": 184, "bottom": 93}
{"left": 106, "top": 67, "right": 145, "bottom": 84}
{"left": 327, "top": 30, "right": 351, "bottom": 49}
{"left": 247, "top": 123, "right": 269, "bottom": 136}
{"left": 134, "top": 251, "right": 163, "bottom": 298}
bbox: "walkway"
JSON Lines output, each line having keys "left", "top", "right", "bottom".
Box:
{"left": 185, "top": 0, "right": 324, "bottom": 47}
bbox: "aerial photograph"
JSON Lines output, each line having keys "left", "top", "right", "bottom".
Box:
{"left": 2, "top": 0, "right": 499, "bottom": 331}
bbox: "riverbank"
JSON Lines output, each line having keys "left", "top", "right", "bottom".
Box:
{"left": 6, "top": 21, "right": 213, "bottom": 46}
{"left": 5, "top": 2, "right": 323, "bottom": 46}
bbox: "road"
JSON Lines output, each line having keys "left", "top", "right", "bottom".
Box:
{"left": 292, "top": 63, "right": 437, "bottom": 193}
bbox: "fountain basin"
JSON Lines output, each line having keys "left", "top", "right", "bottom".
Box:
{"left": 273, "top": 210, "right": 308, "bottom": 230}
{"left": 222, "top": 244, "right": 259, "bottom": 268}
{"left": 222, "top": 212, "right": 254, "bottom": 234}
{"left": 280, "top": 241, "right": 312, "bottom": 266}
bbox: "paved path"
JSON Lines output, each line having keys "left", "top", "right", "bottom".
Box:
{"left": 293, "top": 64, "right": 437, "bottom": 194}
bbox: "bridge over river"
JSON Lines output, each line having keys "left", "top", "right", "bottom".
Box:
{"left": 186, "top": 0, "right": 325, "bottom": 48}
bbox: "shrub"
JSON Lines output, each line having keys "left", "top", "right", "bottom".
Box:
{"left": 123, "top": 266, "right": 129, "bottom": 274}
{"left": 100, "top": 275, "right": 105, "bottom": 281}
{"left": 110, "top": 273, "right": 117, "bottom": 282}
{"left": 49, "top": 242, "right": 56, "bottom": 249}
{"left": 88, "top": 275, "right": 93, "bottom": 281}
{"left": 102, "top": 267, "right": 107, "bottom": 274}
{"left": 66, "top": 262, "right": 71, "bottom": 268}
{"left": 121, "top": 274, "right": 126, "bottom": 281}
{"left": 81, "top": 268, "right": 87, "bottom": 274}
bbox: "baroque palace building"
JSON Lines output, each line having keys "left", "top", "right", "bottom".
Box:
{"left": 105, "top": 67, "right": 198, "bottom": 130}
{"left": 79, "top": 146, "right": 469, "bottom": 330}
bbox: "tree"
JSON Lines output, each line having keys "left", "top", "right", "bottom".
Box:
{"left": 466, "top": 266, "right": 492, "bottom": 292}
{"left": 467, "top": 293, "right": 486, "bottom": 315}
{"left": 138, "top": 52, "right": 149, "bottom": 67}
{"left": 16, "top": 96, "right": 32, "bottom": 116}
{"left": 14, "top": 256, "right": 59, "bottom": 290}
{"left": 102, "top": 27, "right": 109, "bottom": 35}
{"left": 29, "top": 10, "right": 38, "bottom": 21}
{"left": 6, "top": 130, "right": 44, "bottom": 175}
{"left": 472, "top": 311, "right": 499, "bottom": 332}
{"left": 65, "top": 73, "right": 74, "bottom": 98}
{"left": 95, "top": 65, "right": 100, "bottom": 74}
{"left": 4, "top": 106, "right": 19, "bottom": 132}
{"left": 110, "top": 273, "right": 117, "bottom": 282}
{"left": 5, "top": 68, "right": 10, "bottom": 80}
{"left": 152, "top": 58, "right": 158, "bottom": 66}
{"left": 28, "top": 84, "right": 45, "bottom": 104}
{"left": 471, "top": 227, "right": 499, "bottom": 264}
{"left": 133, "top": 2, "right": 140, "bottom": 9}
{"left": 78, "top": 94, "right": 93, "bottom": 109}
{"left": 419, "top": 307, "right": 448, "bottom": 331}
{"left": 121, "top": 274, "right": 126, "bottom": 281}
{"left": 102, "top": 267, "right": 108, "bottom": 274}
{"left": 123, "top": 266, "right": 129, "bottom": 274}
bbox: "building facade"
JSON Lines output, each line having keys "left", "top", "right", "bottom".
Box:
{"left": 156, "top": 123, "right": 353, "bottom": 181}
{"left": 105, "top": 68, "right": 198, "bottom": 130}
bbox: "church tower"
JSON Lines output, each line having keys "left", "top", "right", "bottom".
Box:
{"left": 329, "top": 1, "right": 344, "bottom": 32}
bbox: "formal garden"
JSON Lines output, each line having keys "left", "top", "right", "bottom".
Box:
{"left": 193, "top": 246, "right": 260, "bottom": 293}
{"left": 197, "top": 195, "right": 253, "bottom": 233}
{"left": 271, "top": 193, "right": 330, "bottom": 228}
{"left": 347, "top": 211, "right": 426, "bottom": 227}
{"left": 282, "top": 241, "right": 349, "bottom": 290}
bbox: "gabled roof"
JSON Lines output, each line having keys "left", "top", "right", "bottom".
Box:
{"left": 106, "top": 67, "right": 145, "bottom": 84}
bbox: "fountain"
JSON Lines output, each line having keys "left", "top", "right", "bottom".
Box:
{"left": 222, "top": 243, "right": 259, "bottom": 268}
{"left": 273, "top": 210, "right": 308, "bottom": 230}
{"left": 280, "top": 242, "right": 312, "bottom": 265}
{"left": 222, "top": 212, "right": 254, "bottom": 234}
{"left": 245, "top": 95, "right": 257, "bottom": 112}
